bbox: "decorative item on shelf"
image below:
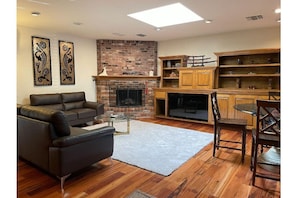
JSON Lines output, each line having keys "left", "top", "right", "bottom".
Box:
{"left": 167, "top": 60, "right": 171, "bottom": 67}
{"left": 268, "top": 78, "right": 272, "bottom": 89}
{"left": 169, "top": 71, "right": 177, "bottom": 77}
{"left": 237, "top": 58, "right": 243, "bottom": 65}
{"left": 99, "top": 66, "right": 108, "bottom": 76}
{"left": 149, "top": 70, "right": 154, "bottom": 76}
{"left": 248, "top": 85, "right": 256, "bottom": 89}
{"left": 187, "top": 55, "right": 216, "bottom": 67}
{"left": 122, "top": 71, "right": 143, "bottom": 75}
{"left": 236, "top": 78, "right": 240, "bottom": 88}
{"left": 175, "top": 63, "right": 181, "bottom": 67}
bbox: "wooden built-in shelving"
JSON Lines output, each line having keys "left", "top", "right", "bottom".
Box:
{"left": 154, "top": 49, "right": 280, "bottom": 129}
{"left": 215, "top": 48, "right": 280, "bottom": 90}
{"left": 159, "top": 55, "right": 188, "bottom": 88}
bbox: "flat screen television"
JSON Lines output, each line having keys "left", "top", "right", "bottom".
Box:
{"left": 168, "top": 93, "right": 208, "bottom": 121}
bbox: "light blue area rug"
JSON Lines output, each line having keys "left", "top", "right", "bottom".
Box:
{"left": 111, "top": 120, "right": 213, "bottom": 176}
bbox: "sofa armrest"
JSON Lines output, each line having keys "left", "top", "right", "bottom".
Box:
{"left": 17, "top": 115, "right": 54, "bottom": 171}
{"left": 52, "top": 126, "right": 114, "bottom": 147}
{"left": 84, "top": 101, "right": 104, "bottom": 115}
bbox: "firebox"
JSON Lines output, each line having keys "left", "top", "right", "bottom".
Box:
{"left": 116, "top": 89, "right": 142, "bottom": 107}
{"left": 109, "top": 84, "right": 145, "bottom": 107}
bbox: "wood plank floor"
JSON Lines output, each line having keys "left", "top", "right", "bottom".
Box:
{"left": 17, "top": 118, "right": 280, "bottom": 198}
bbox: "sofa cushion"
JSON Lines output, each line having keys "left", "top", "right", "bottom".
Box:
{"left": 71, "top": 108, "right": 97, "bottom": 119}
{"left": 20, "top": 105, "right": 70, "bottom": 137}
{"left": 63, "top": 111, "right": 78, "bottom": 121}
{"left": 38, "top": 104, "right": 64, "bottom": 110}
{"left": 30, "top": 94, "right": 63, "bottom": 110}
{"left": 61, "top": 92, "right": 85, "bottom": 103}
{"left": 64, "top": 101, "right": 84, "bottom": 111}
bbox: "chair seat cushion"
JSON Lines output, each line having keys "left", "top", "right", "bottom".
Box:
{"left": 252, "top": 130, "right": 280, "bottom": 144}
{"left": 218, "top": 118, "right": 247, "bottom": 126}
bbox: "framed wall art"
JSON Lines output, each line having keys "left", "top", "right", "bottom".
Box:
{"left": 32, "top": 36, "right": 52, "bottom": 86}
{"left": 59, "top": 40, "right": 75, "bottom": 85}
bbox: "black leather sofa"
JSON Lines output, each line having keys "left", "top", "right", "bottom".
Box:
{"left": 30, "top": 91, "right": 104, "bottom": 126}
{"left": 17, "top": 105, "right": 115, "bottom": 191}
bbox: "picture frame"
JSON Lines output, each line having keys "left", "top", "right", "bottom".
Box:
{"left": 32, "top": 36, "right": 52, "bottom": 86}
{"left": 59, "top": 40, "right": 75, "bottom": 85}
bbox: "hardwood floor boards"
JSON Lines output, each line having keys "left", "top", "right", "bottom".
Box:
{"left": 17, "top": 118, "right": 280, "bottom": 198}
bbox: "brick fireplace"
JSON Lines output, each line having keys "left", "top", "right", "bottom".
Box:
{"left": 94, "top": 39, "right": 160, "bottom": 118}
{"left": 94, "top": 76, "right": 160, "bottom": 118}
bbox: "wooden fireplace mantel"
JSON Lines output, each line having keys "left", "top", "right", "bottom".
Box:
{"left": 92, "top": 75, "right": 161, "bottom": 81}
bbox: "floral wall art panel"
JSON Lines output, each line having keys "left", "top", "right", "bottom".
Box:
{"left": 59, "top": 40, "right": 75, "bottom": 85}
{"left": 32, "top": 36, "right": 52, "bottom": 86}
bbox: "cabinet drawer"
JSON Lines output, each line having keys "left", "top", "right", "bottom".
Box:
{"left": 155, "top": 91, "right": 166, "bottom": 99}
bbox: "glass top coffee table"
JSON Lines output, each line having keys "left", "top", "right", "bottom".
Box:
{"left": 109, "top": 114, "right": 131, "bottom": 135}
{"left": 97, "top": 113, "right": 131, "bottom": 135}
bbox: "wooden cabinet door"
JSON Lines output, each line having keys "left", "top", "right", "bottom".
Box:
{"left": 216, "top": 94, "right": 231, "bottom": 119}
{"left": 233, "top": 95, "right": 256, "bottom": 128}
{"left": 179, "top": 70, "right": 194, "bottom": 89}
{"left": 179, "top": 68, "right": 215, "bottom": 89}
{"left": 195, "top": 69, "right": 214, "bottom": 89}
{"left": 217, "top": 94, "right": 262, "bottom": 129}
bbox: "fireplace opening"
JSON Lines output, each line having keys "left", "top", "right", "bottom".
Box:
{"left": 109, "top": 84, "right": 145, "bottom": 107}
{"left": 116, "top": 89, "right": 142, "bottom": 107}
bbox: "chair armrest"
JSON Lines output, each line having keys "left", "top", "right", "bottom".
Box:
{"left": 84, "top": 101, "right": 104, "bottom": 115}
{"left": 52, "top": 126, "right": 114, "bottom": 147}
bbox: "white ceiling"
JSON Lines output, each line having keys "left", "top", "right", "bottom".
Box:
{"left": 17, "top": 0, "right": 281, "bottom": 41}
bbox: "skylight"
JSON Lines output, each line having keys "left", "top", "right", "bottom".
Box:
{"left": 128, "top": 3, "right": 203, "bottom": 28}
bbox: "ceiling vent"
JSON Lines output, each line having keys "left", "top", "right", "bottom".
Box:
{"left": 136, "top": 33, "right": 147, "bottom": 37}
{"left": 246, "top": 15, "right": 263, "bottom": 21}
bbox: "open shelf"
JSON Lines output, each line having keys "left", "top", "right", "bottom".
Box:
{"left": 159, "top": 55, "right": 188, "bottom": 88}
{"left": 215, "top": 48, "right": 280, "bottom": 90}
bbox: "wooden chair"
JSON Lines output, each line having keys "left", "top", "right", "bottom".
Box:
{"left": 251, "top": 100, "right": 280, "bottom": 185}
{"left": 210, "top": 92, "right": 247, "bottom": 163}
{"left": 268, "top": 91, "right": 280, "bottom": 100}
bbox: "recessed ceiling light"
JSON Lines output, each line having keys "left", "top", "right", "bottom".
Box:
{"left": 73, "top": 22, "right": 83, "bottom": 25}
{"left": 274, "top": 8, "right": 281, "bottom": 14}
{"left": 204, "top": 20, "right": 212, "bottom": 24}
{"left": 113, "top": 33, "right": 125, "bottom": 36}
{"left": 128, "top": 3, "right": 203, "bottom": 28}
{"left": 31, "top": 11, "right": 40, "bottom": 16}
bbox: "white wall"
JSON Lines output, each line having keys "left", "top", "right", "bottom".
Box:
{"left": 157, "top": 27, "right": 280, "bottom": 74}
{"left": 17, "top": 26, "right": 98, "bottom": 104}
{"left": 17, "top": 26, "right": 280, "bottom": 104}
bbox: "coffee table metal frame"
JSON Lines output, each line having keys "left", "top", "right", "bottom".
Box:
{"left": 107, "top": 114, "right": 130, "bottom": 135}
